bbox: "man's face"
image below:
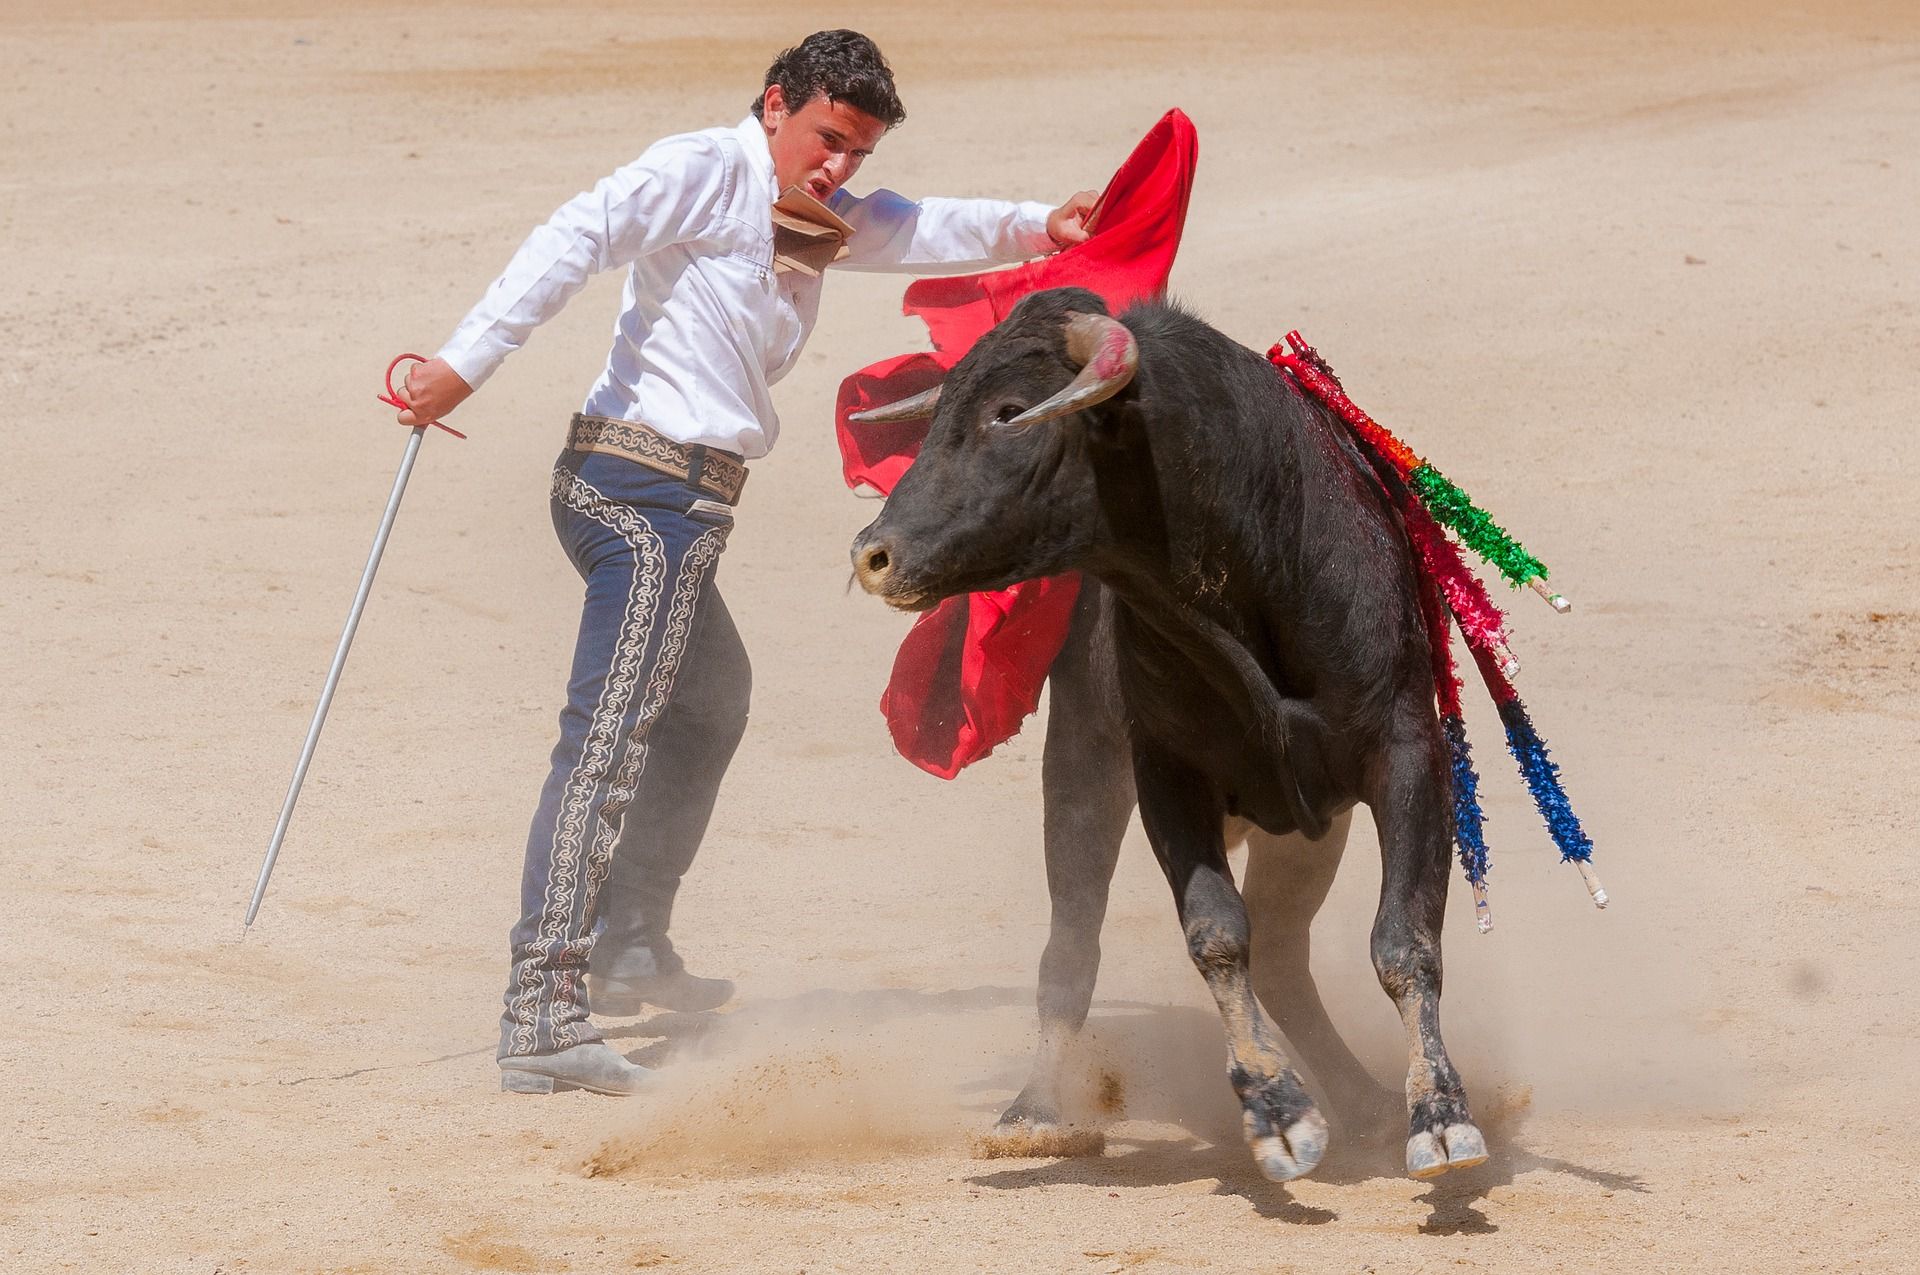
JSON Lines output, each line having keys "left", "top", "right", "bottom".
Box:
{"left": 760, "top": 84, "right": 887, "bottom": 202}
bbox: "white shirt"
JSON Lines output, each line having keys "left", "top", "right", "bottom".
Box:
{"left": 436, "top": 115, "right": 1055, "bottom": 460}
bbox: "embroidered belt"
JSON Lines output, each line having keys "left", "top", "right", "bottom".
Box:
{"left": 566, "top": 414, "right": 748, "bottom": 503}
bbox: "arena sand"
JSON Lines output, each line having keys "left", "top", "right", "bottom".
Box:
{"left": 3, "top": 1, "right": 1917, "bottom": 1270}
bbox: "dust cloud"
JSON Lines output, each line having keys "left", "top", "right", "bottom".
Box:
{"left": 586, "top": 809, "right": 1746, "bottom": 1182}
{"left": 582, "top": 988, "right": 1034, "bottom": 1177}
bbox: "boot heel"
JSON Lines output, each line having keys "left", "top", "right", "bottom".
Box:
{"left": 500, "top": 1069, "right": 560, "bottom": 1094}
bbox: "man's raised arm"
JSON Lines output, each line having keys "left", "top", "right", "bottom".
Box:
{"left": 831, "top": 187, "right": 1098, "bottom": 275}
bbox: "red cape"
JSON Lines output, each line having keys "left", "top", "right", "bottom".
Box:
{"left": 835, "top": 110, "right": 1198, "bottom": 778}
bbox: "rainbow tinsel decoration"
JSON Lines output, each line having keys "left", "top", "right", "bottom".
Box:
{"left": 1271, "top": 333, "right": 1568, "bottom": 613}
{"left": 1268, "top": 332, "right": 1603, "bottom": 928}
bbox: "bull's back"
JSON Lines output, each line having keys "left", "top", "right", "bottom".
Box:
{"left": 1102, "top": 305, "right": 1440, "bottom": 816}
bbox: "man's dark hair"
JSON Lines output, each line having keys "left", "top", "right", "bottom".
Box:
{"left": 751, "top": 30, "right": 906, "bottom": 129}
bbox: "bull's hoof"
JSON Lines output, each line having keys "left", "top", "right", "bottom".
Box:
{"left": 996, "top": 1087, "right": 1061, "bottom": 1130}
{"left": 1406, "top": 1121, "right": 1489, "bottom": 1179}
{"left": 1444, "top": 1122, "right": 1490, "bottom": 1169}
{"left": 971, "top": 1117, "right": 1106, "bottom": 1160}
{"left": 1249, "top": 1108, "right": 1329, "bottom": 1182}
{"left": 1235, "top": 1069, "right": 1327, "bottom": 1183}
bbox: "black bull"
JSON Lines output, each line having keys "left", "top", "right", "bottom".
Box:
{"left": 849, "top": 287, "right": 1488, "bottom": 1183}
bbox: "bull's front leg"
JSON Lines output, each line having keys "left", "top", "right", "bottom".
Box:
{"left": 991, "top": 595, "right": 1134, "bottom": 1153}
{"left": 1243, "top": 811, "right": 1405, "bottom": 1139}
{"left": 1368, "top": 716, "right": 1488, "bottom": 1179}
{"left": 1134, "top": 741, "right": 1329, "bottom": 1183}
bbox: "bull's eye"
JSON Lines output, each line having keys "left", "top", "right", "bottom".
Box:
{"left": 991, "top": 402, "right": 1026, "bottom": 425}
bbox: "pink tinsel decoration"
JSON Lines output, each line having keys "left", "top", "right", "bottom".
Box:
{"left": 1401, "top": 499, "right": 1513, "bottom": 664}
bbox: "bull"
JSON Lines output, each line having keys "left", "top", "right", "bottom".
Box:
{"left": 848, "top": 286, "right": 1489, "bottom": 1182}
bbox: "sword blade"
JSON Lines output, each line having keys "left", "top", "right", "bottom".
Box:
{"left": 244, "top": 425, "right": 427, "bottom": 929}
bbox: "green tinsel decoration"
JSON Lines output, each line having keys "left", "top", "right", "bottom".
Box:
{"left": 1408, "top": 464, "right": 1548, "bottom": 589}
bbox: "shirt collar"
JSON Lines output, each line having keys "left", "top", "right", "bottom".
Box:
{"left": 735, "top": 114, "right": 775, "bottom": 188}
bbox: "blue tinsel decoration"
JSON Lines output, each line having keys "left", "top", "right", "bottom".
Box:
{"left": 1494, "top": 698, "right": 1595, "bottom": 863}
{"left": 1442, "top": 713, "right": 1491, "bottom": 885}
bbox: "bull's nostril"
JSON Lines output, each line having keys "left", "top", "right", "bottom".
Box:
{"left": 853, "top": 539, "right": 897, "bottom": 591}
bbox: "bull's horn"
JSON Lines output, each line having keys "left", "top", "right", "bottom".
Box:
{"left": 848, "top": 383, "right": 943, "bottom": 423}
{"left": 1002, "top": 313, "right": 1139, "bottom": 428}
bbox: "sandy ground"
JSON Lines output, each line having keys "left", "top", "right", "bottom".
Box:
{"left": 5, "top": 1, "right": 1919, "bottom": 1270}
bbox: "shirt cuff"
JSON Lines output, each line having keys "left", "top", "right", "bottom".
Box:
{"left": 435, "top": 332, "right": 511, "bottom": 394}
{"left": 1013, "top": 199, "right": 1058, "bottom": 258}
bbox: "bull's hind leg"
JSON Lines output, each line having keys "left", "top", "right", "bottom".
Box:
{"left": 1135, "top": 744, "right": 1328, "bottom": 1183}
{"left": 1243, "top": 812, "right": 1403, "bottom": 1137}
{"left": 994, "top": 591, "right": 1134, "bottom": 1151}
{"left": 1368, "top": 721, "right": 1488, "bottom": 1179}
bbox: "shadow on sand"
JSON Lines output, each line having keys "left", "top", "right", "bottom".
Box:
{"left": 536, "top": 982, "right": 1643, "bottom": 1230}
{"left": 935, "top": 997, "right": 1647, "bottom": 1230}
{"left": 968, "top": 1114, "right": 1646, "bottom": 1232}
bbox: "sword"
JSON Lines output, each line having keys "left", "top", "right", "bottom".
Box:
{"left": 243, "top": 354, "right": 464, "bottom": 930}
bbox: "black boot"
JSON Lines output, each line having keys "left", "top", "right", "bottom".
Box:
{"left": 590, "top": 965, "right": 735, "bottom": 1015}
{"left": 591, "top": 876, "right": 734, "bottom": 1015}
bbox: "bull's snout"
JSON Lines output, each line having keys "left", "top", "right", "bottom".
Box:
{"left": 851, "top": 533, "right": 896, "bottom": 596}
{"left": 851, "top": 527, "right": 937, "bottom": 611}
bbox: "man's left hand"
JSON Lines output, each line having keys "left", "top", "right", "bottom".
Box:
{"left": 1046, "top": 190, "right": 1101, "bottom": 250}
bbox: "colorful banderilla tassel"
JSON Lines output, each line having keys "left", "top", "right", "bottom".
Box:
{"left": 1268, "top": 332, "right": 1570, "bottom": 613}
{"left": 1467, "top": 641, "right": 1608, "bottom": 910}
{"left": 1350, "top": 395, "right": 1503, "bottom": 929}
{"left": 1403, "top": 496, "right": 1519, "bottom": 678}
{"left": 1417, "top": 565, "right": 1494, "bottom": 932}
{"left": 1271, "top": 327, "right": 1604, "bottom": 917}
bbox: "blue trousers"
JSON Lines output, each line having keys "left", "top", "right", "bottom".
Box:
{"left": 500, "top": 449, "right": 750, "bottom": 1060}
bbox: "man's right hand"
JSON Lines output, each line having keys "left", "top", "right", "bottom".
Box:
{"left": 396, "top": 357, "right": 473, "bottom": 426}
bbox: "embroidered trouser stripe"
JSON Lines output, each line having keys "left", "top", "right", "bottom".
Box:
{"left": 501, "top": 467, "right": 729, "bottom": 1058}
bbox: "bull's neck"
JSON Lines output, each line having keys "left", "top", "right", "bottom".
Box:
{"left": 1085, "top": 390, "right": 1313, "bottom": 627}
